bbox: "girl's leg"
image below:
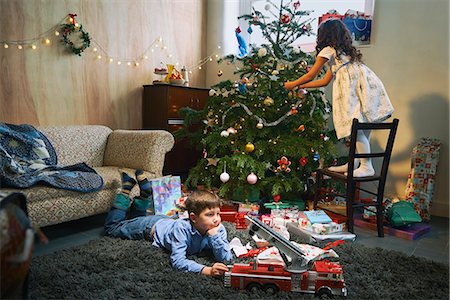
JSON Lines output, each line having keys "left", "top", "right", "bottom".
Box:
{"left": 352, "top": 130, "right": 375, "bottom": 177}
{"left": 328, "top": 159, "right": 360, "bottom": 173}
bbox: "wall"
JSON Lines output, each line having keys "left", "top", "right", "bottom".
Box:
{"left": 0, "top": 0, "right": 206, "bottom": 129}
{"left": 206, "top": 0, "right": 449, "bottom": 217}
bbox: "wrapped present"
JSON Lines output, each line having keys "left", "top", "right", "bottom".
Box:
{"left": 261, "top": 214, "right": 274, "bottom": 227}
{"left": 304, "top": 210, "right": 332, "bottom": 224}
{"left": 405, "top": 138, "right": 441, "bottom": 222}
{"left": 150, "top": 176, "right": 182, "bottom": 216}
{"left": 343, "top": 9, "right": 372, "bottom": 43}
{"left": 318, "top": 10, "right": 344, "bottom": 25}
{"left": 312, "top": 222, "right": 346, "bottom": 235}
{"left": 238, "top": 203, "right": 259, "bottom": 216}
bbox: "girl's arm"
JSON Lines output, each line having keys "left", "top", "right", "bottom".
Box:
{"left": 299, "top": 68, "right": 333, "bottom": 89}
{"left": 284, "top": 56, "right": 329, "bottom": 90}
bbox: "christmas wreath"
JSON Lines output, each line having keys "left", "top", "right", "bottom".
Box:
{"left": 60, "top": 14, "right": 90, "bottom": 56}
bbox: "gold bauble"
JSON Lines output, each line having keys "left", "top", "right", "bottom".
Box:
{"left": 263, "top": 96, "right": 274, "bottom": 106}
{"left": 245, "top": 143, "right": 255, "bottom": 153}
{"left": 256, "top": 123, "right": 264, "bottom": 129}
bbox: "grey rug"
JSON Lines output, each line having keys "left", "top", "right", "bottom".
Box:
{"left": 30, "top": 223, "right": 448, "bottom": 299}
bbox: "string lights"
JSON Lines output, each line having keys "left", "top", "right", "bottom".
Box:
{"left": 0, "top": 13, "right": 222, "bottom": 73}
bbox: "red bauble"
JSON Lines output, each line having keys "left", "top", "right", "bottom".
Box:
{"left": 299, "top": 157, "right": 308, "bottom": 167}
{"left": 280, "top": 14, "right": 291, "bottom": 24}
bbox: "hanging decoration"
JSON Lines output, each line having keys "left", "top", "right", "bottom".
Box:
{"left": 247, "top": 172, "right": 258, "bottom": 184}
{"left": 275, "top": 156, "right": 292, "bottom": 173}
{"left": 60, "top": 14, "right": 91, "bottom": 56}
{"left": 1, "top": 12, "right": 222, "bottom": 74}
{"left": 220, "top": 162, "right": 230, "bottom": 183}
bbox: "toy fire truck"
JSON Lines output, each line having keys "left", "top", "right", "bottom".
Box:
{"left": 224, "top": 216, "right": 347, "bottom": 298}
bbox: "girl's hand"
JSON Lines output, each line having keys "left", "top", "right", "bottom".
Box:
{"left": 284, "top": 80, "right": 297, "bottom": 90}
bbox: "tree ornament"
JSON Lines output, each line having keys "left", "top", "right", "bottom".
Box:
{"left": 298, "top": 89, "right": 308, "bottom": 99}
{"left": 280, "top": 14, "right": 291, "bottom": 24}
{"left": 293, "top": 1, "right": 301, "bottom": 10}
{"left": 60, "top": 14, "right": 90, "bottom": 56}
{"left": 276, "top": 156, "right": 292, "bottom": 173}
{"left": 220, "top": 172, "right": 230, "bottom": 183}
{"left": 313, "top": 152, "right": 320, "bottom": 161}
{"left": 300, "top": 60, "right": 308, "bottom": 69}
{"left": 247, "top": 25, "right": 253, "bottom": 34}
{"left": 227, "top": 127, "right": 236, "bottom": 134}
{"left": 247, "top": 172, "right": 258, "bottom": 184}
{"left": 299, "top": 157, "right": 308, "bottom": 167}
{"left": 295, "top": 124, "right": 305, "bottom": 132}
{"left": 257, "top": 47, "right": 267, "bottom": 57}
{"left": 217, "top": 70, "right": 223, "bottom": 77}
{"left": 290, "top": 107, "right": 298, "bottom": 115}
{"left": 220, "top": 130, "right": 229, "bottom": 137}
{"left": 256, "top": 122, "right": 264, "bottom": 129}
{"left": 206, "top": 157, "right": 219, "bottom": 166}
{"left": 264, "top": 3, "right": 271, "bottom": 10}
{"left": 220, "top": 161, "right": 230, "bottom": 183}
{"left": 263, "top": 96, "right": 274, "bottom": 106}
{"left": 271, "top": 70, "right": 279, "bottom": 76}
{"left": 209, "top": 89, "right": 217, "bottom": 96}
{"left": 235, "top": 27, "right": 248, "bottom": 57}
{"left": 245, "top": 143, "right": 255, "bottom": 153}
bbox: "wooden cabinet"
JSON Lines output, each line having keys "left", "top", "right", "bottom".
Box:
{"left": 142, "top": 84, "right": 208, "bottom": 177}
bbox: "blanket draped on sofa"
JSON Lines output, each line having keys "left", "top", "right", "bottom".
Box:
{"left": 0, "top": 123, "right": 103, "bottom": 192}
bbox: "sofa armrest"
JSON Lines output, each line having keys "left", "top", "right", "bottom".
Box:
{"left": 103, "top": 130, "right": 174, "bottom": 177}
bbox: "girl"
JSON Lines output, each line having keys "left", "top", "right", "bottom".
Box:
{"left": 285, "top": 19, "right": 394, "bottom": 177}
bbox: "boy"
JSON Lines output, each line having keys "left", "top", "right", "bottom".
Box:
{"left": 104, "top": 170, "right": 231, "bottom": 277}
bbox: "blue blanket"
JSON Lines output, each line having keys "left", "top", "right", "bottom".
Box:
{"left": 0, "top": 123, "right": 103, "bottom": 192}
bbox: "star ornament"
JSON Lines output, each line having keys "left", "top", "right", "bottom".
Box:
{"left": 206, "top": 157, "right": 219, "bottom": 166}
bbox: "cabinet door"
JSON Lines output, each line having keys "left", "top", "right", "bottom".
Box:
{"left": 167, "top": 88, "right": 200, "bottom": 119}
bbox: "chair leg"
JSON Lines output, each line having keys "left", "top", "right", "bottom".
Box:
{"left": 376, "top": 197, "right": 384, "bottom": 237}
{"left": 346, "top": 182, "right": 356, "bottom": 233}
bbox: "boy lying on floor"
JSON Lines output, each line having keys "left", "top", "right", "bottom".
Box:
{"left": 104, "top": 170, "right": 231, "bottom": 277}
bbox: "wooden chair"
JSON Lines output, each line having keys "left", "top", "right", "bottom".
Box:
{"left": 314, "top": 118, "right": 399, "bottom": 237}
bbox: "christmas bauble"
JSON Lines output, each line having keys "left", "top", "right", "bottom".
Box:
{"left": 217, "top": 70, "right": 223, "bottom": 77}
{"left": 300, "top": 60, "right": 308, "bottom": 69}
{"left": 263, "top": 96, "right": 274, "bottom": 106}
{"left": 258, "top": 47, "right": 267, "bottom": 57}
{"left": 247, "top": 172, "right": 258, "bottom": 184}
{"left": 280, "top": 14, "right": 291, "bottom": 24}
{"left": 220, "top": 130, "right": 229, "bottom": 137}
{"left": 245, "top": 143, "right": 255, "bottom": 153}
{"left": 220, "top": 172, "right": 230, "bottom": 183}
{"left": 298, "top": 89, "right": 307, "bottom": 99}
{"left": 227, "top": 127, "right": 236, "bottom": 134}
{"left": 209, "top": 89, "right": 216, "bottom": 97}
{"left": 264, "top": 4, "right": 271, "bottom": 10}
{"left": 256, "top": 122, "right": 264, "bottom": 129}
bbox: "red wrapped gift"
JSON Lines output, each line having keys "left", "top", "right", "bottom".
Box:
{"left": 318, "top": 10, "right": 344, "bottom": 25}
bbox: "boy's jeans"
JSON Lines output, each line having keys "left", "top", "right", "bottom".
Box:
{"left": 104, "top": 194, "right": 168, "bottom": 240}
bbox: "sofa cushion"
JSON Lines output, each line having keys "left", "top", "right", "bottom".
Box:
{"left": 38, "top": 126, "right": 112, "bottom": 167}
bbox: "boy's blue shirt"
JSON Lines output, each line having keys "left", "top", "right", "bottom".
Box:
{"left": 152, "top": 218, "right": 232, "bottom": 273}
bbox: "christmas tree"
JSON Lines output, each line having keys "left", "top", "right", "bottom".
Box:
{"left": 178, "top": 0, "right": 337, "bottom": 205}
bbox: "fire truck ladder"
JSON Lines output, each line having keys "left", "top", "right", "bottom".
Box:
{"left": 246, "top": 215, "right": 309, "bottom": 273}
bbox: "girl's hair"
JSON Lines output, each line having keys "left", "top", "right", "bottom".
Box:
{"left": 316, "top": 19, "right": 362, "bottom": 63}
{"left": 185, "top": 190, "right": 220, "bottom": 216}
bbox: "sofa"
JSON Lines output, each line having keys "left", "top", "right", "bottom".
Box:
{"left": 2, "top": 125, "right": 174, "bottom": 228}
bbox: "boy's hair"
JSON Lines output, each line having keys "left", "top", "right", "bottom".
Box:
{"left": 185, "top": 190, "right": 220, "bottom": 216}
{"left": 316, "top": 19, "right": 362, "bottom": 63}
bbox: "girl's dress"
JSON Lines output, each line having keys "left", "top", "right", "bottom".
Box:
{"left": 318, "top": 46, "right": 394, "bottom": 139}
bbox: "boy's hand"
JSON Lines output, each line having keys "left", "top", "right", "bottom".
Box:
{"left": 206, "top": 223, "right": 222, "bottom": 236}
{"left": 202, "top": 263, "right": 229, "bottom": 277}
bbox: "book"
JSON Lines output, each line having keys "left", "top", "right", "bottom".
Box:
{"left": 304, "top": 210, "right": 332, "bottom": 224}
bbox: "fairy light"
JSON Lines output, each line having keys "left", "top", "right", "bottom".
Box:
{"left": 0, "top": 14, "right": 223, "bottom": 75}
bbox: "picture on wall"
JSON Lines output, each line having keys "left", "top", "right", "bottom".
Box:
{"left": 249, "top": 0, "right": 375, "bottom": 52}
